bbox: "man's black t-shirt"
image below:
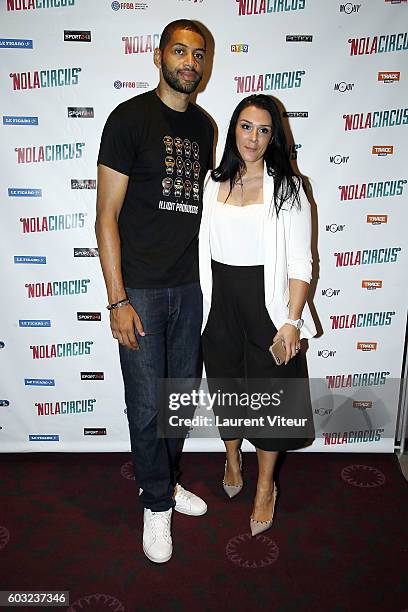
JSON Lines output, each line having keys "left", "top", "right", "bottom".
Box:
{"left": 97, "top": 89, "right": 214, "bottom": 288}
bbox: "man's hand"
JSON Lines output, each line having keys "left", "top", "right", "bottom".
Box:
{"left": 110, "top": 304, "right": 145, "bottom": 350}
{"left": 273, "top": 324, "right": 300, "bottom": 365}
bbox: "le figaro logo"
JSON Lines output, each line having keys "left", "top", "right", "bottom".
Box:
{"left": 236, "top": 0, "right": 306, "bottom": 16}
{"left": 235, "top": 70, "right": 305, "bottom": 93}
{"left": 7, "top": 0, "right": 75, "bottom": 11}
{"left": 348, "top": 32, "right": 408, "bottom": 56}
{"left": 330, "top": 310, "right": 395, "bottom": 330}
{"left": 30, "top": 341, "right": 93, "bottom": 359}
{"left": 334, "top": 247, "right": 401, "bottom": 267}
{"left": 10, "top": 67, "right": 81, "bottom": 90}
{"left": 35, "top": 398, "right": 96, "bottom": 416}
{"left": 26, "top": 278, "right": 90, "bottom": 298}
{"left": 122, "top": 34, "right": 159, "bottom": 54}
{"left": 339, "top": 179, "right": 406, "bottom": 201}
{"left": 15, "top": 142, "right": 85, "bottom": 164}
{"left": 8, "top": 188, "right": 42, "bottom": 197}
{"left": 0, "top": 38, "right": 33, "bottom": 49}
{"left": 343, "top": 108, "right": 408, "bottom": 131}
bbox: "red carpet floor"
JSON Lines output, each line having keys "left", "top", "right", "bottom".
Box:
{"left": 1, "top": 451, "right": 407, "bottom": 612}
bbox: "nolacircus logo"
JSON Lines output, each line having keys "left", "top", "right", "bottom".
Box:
{"left": 348, "top": 32, "right": 408, "bottom": 56}
{"left": 15, "top": 142, "right": 85, "bottom": 164}
{"left": 0, "top": 38, "right": 33, "bottom": 48}
{"left": 235, "top": 70, "right": 305, "bottom": 93}
{"left": 326, "top": 371, "right": 389, "bottom": 388}
{"left": 122, "top": 34, "right": 159, "bottom": 54}
{"left": 14, "top": 255, "right": 46, "bottom": 264}
{"left": 20, "top": 213, "right": 85, "bottom": 233}
{"left": 64, "top": 31, "right": 91, "bottom": 42}
{"left": 71, "top": 179, "right": 96, "bottom": 189}
{"left": 353, "top": 400, "right": 373, "bottom": 409}
{"left": 10, "top": 67, "right": 81, "bottom": 90}
{"left": 7, "top": 0, "right": 75, "bottom": 10}
{"left": 372, "top": 145, "right": 393, "bottom": 156}
{"left": 231, "top": 44, "right": 249, "bottom": 52}
{"left": 339, "top": 179, "right": 406, "bottom": 200}
{"left": 77, "top": 312, "right": 101, "bottom": 321}
{"left": 3, "top": 116, "right": 38, "bottom": 125}
{"left": 378, "top": 71, "right": 400, "bottom": 83}
{"left": 24, "top": 378, "right": 55, "bottom": 386}
{"left": 367, "top": 215, "right": 388, "bottom": 225}
{"left": 35, "top": 398, "right": 96, "bottom": 416}
{"left": 343, "top": 108, "right": 408, "bottom": 130}
{"left": 19, "top": 320, "right": 51, "bottom": 327}
{"left": 8, "top": 188, "right": 42, "bottom": 197}
{"left": 73, "top": 248, "right": 99, "bottom": 257}
{"left": 84, "top": 428, "right": 106, "bottom": 435}
{"left": 80, "top": 372, "right": 104, "bottom": 380}
{"left": 68, "top": 107, "right": 94, "bottom": 118}
{"left": 334, "top": 248, "right": 400, "bottom": 267}
{"left": 330, "top": 310, "right": 394, "bottom": 329}
{"left": 25, "top": 278, "right": 90, "bottom": 298}
{"left": 362, "top": 280, "right": 383, "bottom": 289}
{"left": 30, "top": 341, "right": 93, "bottom": 359}
{"left": 357, "top": 342, "right": 377, "bottom": 351}
{"left": 323, "top": 429, "right": 383, "bottom": 445}
{"left": 236, "top": 0, "right": 306, "bottom": 15}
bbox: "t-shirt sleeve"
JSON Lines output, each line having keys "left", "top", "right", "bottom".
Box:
{"left": 97, "top": 107, "right": 138, "bottom": 176}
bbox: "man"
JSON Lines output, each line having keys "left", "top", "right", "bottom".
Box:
{"left": 96, "top": 20, "right": 214, "bottom": 563}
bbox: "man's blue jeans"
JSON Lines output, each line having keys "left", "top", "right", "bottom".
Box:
{"left": 119, "top": 282, "right": 202, "bottom": 512}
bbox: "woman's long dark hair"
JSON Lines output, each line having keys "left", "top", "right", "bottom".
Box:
{"left": 211, "top": 94, "right": 301, "bottom": 214}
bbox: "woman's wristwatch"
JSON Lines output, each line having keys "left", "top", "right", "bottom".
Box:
{"left": 285, "top": 318, "right": 304, "bottom": 330}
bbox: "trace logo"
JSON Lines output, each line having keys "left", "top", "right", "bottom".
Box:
{"left": 343, "top": 108, "right": 408, "bottom": 130}
{"left": 362, "top": 280, "right": 383, "bottom": 289}
{"left": 7, "top": 0, "right": 75, "bottom": 10}
{"left": 30, "top": 341, "right": 93, "bottom": 359}
{"left": 68, "top": 107, "right": 94, "bottom": 118}
{"left": 20, "top": 213, "right": 85, "bottom": 233}
{"left": 326, "top": 224, "right": 345, "bottom": 233}
{"left": 113, "top": 80, "right": 149, "bottom": 89}
{"left": 286, "top": 35, "right": 313, "bottom": 42}
{"left": 19, "top": 320, "right": 51, "bottom": 327}
{"left": 29, "top": 435, "right": 59, "bottom": 442}
{"left": 348, "top": 33, "right": 408, "bottom": 56}
{"left": 334, "top": 81, "right": 354, "bottom": 92}
{"left": 330, "top": 310, "right": 394, "bottom": 329}
{"left": 64, "top": 31, "right": 91, "bottom": 42}
{"left": 73, "top": 248, "right": 99, "bottom": 257}
{"left": 231, "top": 44, "right": 249, "bottom": 52}
{"left": 84, "top": 428, "right": 106, "bottom": 435}
{"left": 326, "top": 371, "right": 389, "bottom": 389}
{"left": 35, "top": 398, "right": 96, "bottom": 416}
{"left": 71, "top": 179, "right": 96, "bottom": 189}
{"left": 353, "top": 400, "right": 373, "bottom": 409}
{"left": 334, "top": 248, "right": 401, "bottom": 267}
{"left": 235, "top": 70, "right": 305, "bottom": 93}
{"left": 77, "top": 312, "right": 101, "bottom": 321}
{"left": 8, "top": 188, "right": 42, "bottom": 197}
{"left": 288, "top": 143, "right": 302, "bottom": 159}
{"left": 283, "top": 111, "right": 308, "bottom": 118}
{"left": 24, "top": 378, "right": 55, "bottom": 386}
{"left": 3, "top": 116, "right": 38, "bottom": 125}
{"left": 378, "top": 71, "right": 400, "bottom": 83}
{"left": 330, "top": 154, "right": 350, "bottom": 164}
{"left": 372, "top": 145, "right": 393, "bottom": 156}
{"left": 14, "top": 255, "right": 46, "bottom": 264}
{"left": 340, "top": 3, "right": 361, "bottom": 12}
{"left": 25, "top": 278, "right": 90, "bottom": 298}
{"left": 317, "top": 349, "right": 337, "bottom": 358}
{"left": 236, "top": 0, "right": 306, "bottom": 15}
{"left": 80, "top": 372, "right": 104, "bottom": 380}
{"left": 10, "top": 67, "right": 81, "bottom": 90}
{"left": 15, "top": 142, "right": 85, "bottom": 164}
{"left": 357, "top": 342, "right": 377, "bottom": 351}
{"left": 367, "top": 215, "right": 388, "bottom": 225}
{"left": 321, "top": 288, "right": 341, "bottom": 297}
{"left": 0, "top": 38, "right": 33, "bottom": 48}
{"left": 323, "top": 429, "right": 383, "bottom": 445}
{"left": 122, "top": 34, "right": 159, "bottom": 54}
{"left": 338, "top": 179, "right": 406, "bottom": 200}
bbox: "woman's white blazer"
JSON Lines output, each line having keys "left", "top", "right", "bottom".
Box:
{"left": 198, "top": 165, "right": 317, "bottom": 339}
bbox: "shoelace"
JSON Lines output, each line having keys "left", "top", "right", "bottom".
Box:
{"left": 175, "top": 485, "right": 193, "bottom": 501}
{"left": 149, "top": 511, "right": 171, "bottom": 543}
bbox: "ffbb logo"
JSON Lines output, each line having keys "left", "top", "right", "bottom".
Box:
{"left": 357, "top": 342, "right": 377, "bottom": 351}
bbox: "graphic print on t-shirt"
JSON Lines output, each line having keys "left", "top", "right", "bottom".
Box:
{"left": 159, "top": 135, "right": 201, "bottom": 215}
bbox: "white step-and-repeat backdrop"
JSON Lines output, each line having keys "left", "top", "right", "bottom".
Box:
{"left": 1, "top": 0, "right": 407, "bottom": 453}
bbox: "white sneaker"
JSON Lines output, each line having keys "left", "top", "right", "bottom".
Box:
{"left": 142, "top": 508, "right": 173, "bottom": 563}
{"left": 174, "top": 483, "right": 207, "bottom": 516}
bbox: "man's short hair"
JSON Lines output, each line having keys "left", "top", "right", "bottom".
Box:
{"left": 159, "top": 20, "right": 206, "bottom": 52}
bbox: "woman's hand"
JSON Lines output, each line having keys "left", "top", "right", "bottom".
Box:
{"left": 273, "top": 324, "right": 300, "bottom": 365}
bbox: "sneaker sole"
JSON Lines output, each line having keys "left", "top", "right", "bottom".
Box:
{"left": 143, "top": 545, "right": 172, "bottom": 564}
{"left": 174, "top": 506, "right": 208, "bottom": 516}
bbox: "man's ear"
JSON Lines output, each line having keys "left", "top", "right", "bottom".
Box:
{"left": 153, "top": 47, "right": 161, "bottom": 70}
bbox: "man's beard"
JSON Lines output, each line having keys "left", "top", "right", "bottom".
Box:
{"left": 162, "top": 61, "right": 202, "bottom": 94}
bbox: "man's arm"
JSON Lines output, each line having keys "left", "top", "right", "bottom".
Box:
{"left": 95, "top": 164, "right": 145, "bottom": 350}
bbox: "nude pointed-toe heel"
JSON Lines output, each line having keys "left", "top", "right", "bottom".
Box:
{"left": 223, "top": 449, "right": 243, "bottom": 499}
{"left": 250, "top": 482, "right": 278, "bottom": 536}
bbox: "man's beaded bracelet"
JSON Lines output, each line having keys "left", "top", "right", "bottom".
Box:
{"left": 106, "top": 298, "right": 130, "bottom": 311}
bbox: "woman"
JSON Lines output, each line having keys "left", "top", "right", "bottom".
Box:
{"left": 199, "top": 94, "right": 316, "bottom": 536}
